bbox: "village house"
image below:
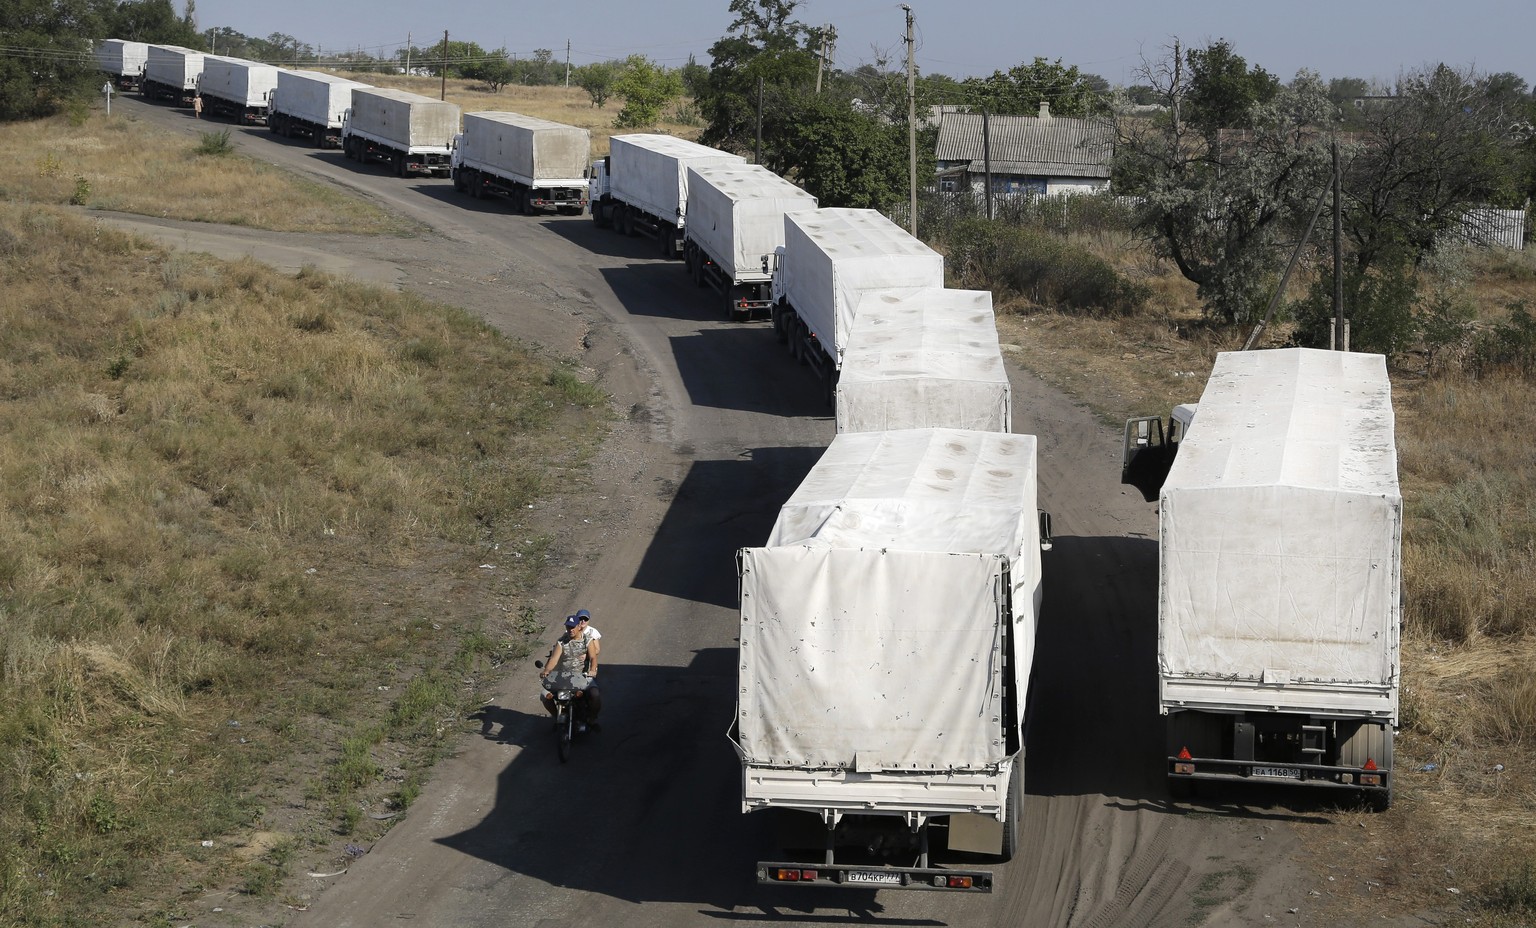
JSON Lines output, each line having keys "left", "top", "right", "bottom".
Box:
{"left": 934, "top": 103, "right": 1114, "bottom": 197}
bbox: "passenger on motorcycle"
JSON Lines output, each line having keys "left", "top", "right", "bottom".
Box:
{"left": 538, "top": 610, "right": 602, "bottom": 729}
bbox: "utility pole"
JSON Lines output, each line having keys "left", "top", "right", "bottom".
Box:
{"left": 565, "top": 40, "right": 571, "bottom": 88}
{"left": 814, "top": 27, "right": 831, "bottom": 94}
{"left": 405, "top": 33, "right": 411, "bottom": 77}
{"left": 755, "top": 75, "right": 764, "bottom": 164}
{"left": 982, "top": 108, "right": 993, "bottom": 221}
{"left": 441, "top": 30, "right": 448, "bottom": 101}
{"left": 900, "top": 4, "right": 916, "bottom": 236}
{"left": 1332, "top": 140, "right": 1344, "bottom": 350}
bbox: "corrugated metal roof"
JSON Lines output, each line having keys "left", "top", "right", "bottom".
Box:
{"left": 935, "top": 112, "right": 1113, "bottom": 178}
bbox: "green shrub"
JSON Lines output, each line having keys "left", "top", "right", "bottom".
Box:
{"left": 936, "top": 218, "right": 1148, "bottom": 315}
{"left": 1470, "top": 302, "right": 1536, "bottom": 377}
{"left": 194, "top": 129, "right": 234, "bottom": 156}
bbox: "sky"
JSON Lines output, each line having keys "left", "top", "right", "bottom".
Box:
{"left": 186, "top": 0, "right": 1536, "bottom": 91}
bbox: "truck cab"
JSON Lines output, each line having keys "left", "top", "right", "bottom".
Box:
{"left": 1121, "top": 403, "right": 1196, "bottom": 501}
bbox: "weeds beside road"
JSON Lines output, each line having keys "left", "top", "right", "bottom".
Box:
{"left": 0, "top": 201, "right": 608, "bottom": 926}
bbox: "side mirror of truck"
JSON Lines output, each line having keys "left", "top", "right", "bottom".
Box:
{"left": 1038, "top": 511, "right": 1053, "bottom": 552}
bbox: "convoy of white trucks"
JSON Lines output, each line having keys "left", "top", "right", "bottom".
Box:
{"left": 451, "top": 112, "right": 590, "bottom": 215}
{"left": 140, "top": 44, "right": 203, "bottom": 106}
{"left": 835, "top": 287, "right": 1012, "bottom": 434}
{"left": 341, "top": 87, "right": 460, "bottom": 178}
{"left": 1152, "top": 348, "right": 1400, "bottom": 808}
{"left": 266, "top": 70, "right": 368, "bottom": 148}
{"left": 100, "top": 35, "right": 1414, "bottom": 890}
{"left": 95, "top": 39, "right": 148, "bottom": 90}
{"left": 197, "top": 56, "right": 280, "bottom": 124}
{"left": 590, "top": 134, "right": 745, "bottom": 257}
{"left": 682, "top": 163, "right": 818, "bottom": 320}
{"left": 771, "top": 208, "right": 947, "bottom": 403}
{"left": 735, "top": 427, "right": 1048, "bottom": 891}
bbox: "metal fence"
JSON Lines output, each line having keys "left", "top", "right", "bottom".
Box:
{"left": 889, "top": 189, "right": 1140, "bottom": 237}
{"left": 1454, "top": 207, "right": 1527, "bottom": 250}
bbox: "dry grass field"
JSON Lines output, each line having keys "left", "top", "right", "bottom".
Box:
{"left": 0, "top": 112, "right": 413, "bottom": 234}
{"left": 0, "top": 200, "right": 608, "bottom": 926}
{"left": 329, "top": 71, "right": 705, "bottom": 156}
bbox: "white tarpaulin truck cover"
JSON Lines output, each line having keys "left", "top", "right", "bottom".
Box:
{"left": 686, "top": 163, "right": 817, "bottom": 282}
{"left": 781, "top": 209, "right": 945, "bottom": 362}
{"left": 836, "top": 288, "right": 1011, "bottom": 434}
{"left": 1160, "top": 348, "right": 1401, "bottom": 710}
{"left": 608, "top": 134, "right": 743, "bottom": 224}
{"left": 739, "top": 428, "right": 1041, "bottom": 771}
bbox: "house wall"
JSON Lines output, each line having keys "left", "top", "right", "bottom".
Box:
{"left": 961, "top": 175, "right": 1108, "bottom": 197}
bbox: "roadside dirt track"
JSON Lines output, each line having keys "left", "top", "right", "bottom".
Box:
{"left": 93, "top": 95, "right": 1369, "bottom": 928}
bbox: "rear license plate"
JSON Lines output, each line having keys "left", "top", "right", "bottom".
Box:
{"left": 1252, "top": 766, "right": 1302, "bottom": 780}
{"left": 845, "top": 870, "right": 902, "bottom": 885}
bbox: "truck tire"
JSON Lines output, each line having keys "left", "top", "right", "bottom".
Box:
{"left": 520, "top": 188, "right": 534, "bottom": 216}
{"left": 660, "top": 227, "right": 674, "bottom": 258}
{"left": 394, "top": 153, "right": 407, "bottom": 178}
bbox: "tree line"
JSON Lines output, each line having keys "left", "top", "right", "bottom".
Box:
{"left": 10, "top": 0, "right": 1536, "bottom": 355}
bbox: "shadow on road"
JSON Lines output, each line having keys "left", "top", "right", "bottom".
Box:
{"left": 437, "top": 649, "right": 919, "bottom": 920}
{"left": 629, "top": 448, "right": 825, "bottom": 608}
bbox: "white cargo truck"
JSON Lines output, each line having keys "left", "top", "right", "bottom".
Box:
{"left": 1159, "top": 348, "right": 1400, "bottom": 808}
{"left": 197, "top": 56, "right": 281, "bottom": 124}
{"left": 95, "top": 39, "right": 148, "bottom": 90}
{"left": 771, "top": 208, "right": 946, "bottom": 403}
{"left": 735, "top": 427, "right": 1050, "bottom": 891}
{"left": 682, "top": 163, "right": 818, "bottom": 321}
{"left": 142, "top": 44, "right": 203, "bottom": 107}
{"left": 836, "top": 288, "right": 1011, "bottom": 434}
{"left": 451, "top": 112, "right": 590, "bottom": 215}
{"left": 341, "top": 87, "right": 459, "bottom": 178}
{"left": 589, "top": 134, "right": 743, "bottom": 257}
{"left": 267, "top": 70, "right": 369, "bottom": 148}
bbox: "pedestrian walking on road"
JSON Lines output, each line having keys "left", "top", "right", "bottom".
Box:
{"left": 192, "top": 94, "right": 203, "bottom": 118}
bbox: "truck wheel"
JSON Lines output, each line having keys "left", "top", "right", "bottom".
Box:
{"left": 660, "top": 228, "right": 674, "bottom": 258}
{"left": 772, "top": 305, "right": 788, "bottom": 344}
{"left": 520, "top": 189, "right": 534, "bottom": 215}
{"left": 591, "top": 206, "right": 603, "bottom": 227}
{"left": 394, "top": 154, "right": 407, "bottom": 178}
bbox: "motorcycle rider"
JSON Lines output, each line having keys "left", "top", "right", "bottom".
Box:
{"left": 538, "top": 609, "right": 602, "bottom": 731}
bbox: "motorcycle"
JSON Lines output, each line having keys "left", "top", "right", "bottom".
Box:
{"left": 534, "top": 661, "right": 591, "bottom": 762}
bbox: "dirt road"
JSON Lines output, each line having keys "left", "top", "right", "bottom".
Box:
{"left": 105, "top": 95, "right": 1334, "bottom": 927}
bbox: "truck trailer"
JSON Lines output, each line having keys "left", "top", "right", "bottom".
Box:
{"left": 341, "top": 87, "right": 460, "bottom": 178}
{"left": 267, "top": 70, "right": 370, "bottom": 148}
{"left": 141, "top": 44, "right": 203, "bottom": 106}
{"left": 682, "top": 162, "right": 817, "bottom": 320}
{"left": 1159, "top": 348, "right": 1401, "bottom": 808}
{"left": 95, "top": 39, "right": 148, "bottom": 90}
{"left": 835, "top": 288, "right": 1011, "bottom": 434}
{"left": 771, "top": 208, "right": 946, "bottom": 404}
{"left": 451, "top": 112, "right": 590, "bottom": 215}
{"left": 197, "top": 56, "right": 281, "bottom": 124}
{"left": 735, "top": 427, "right": 1049, "bottom": 891}
{"left": 589, "top": 134, "right": 743, "bottom": 257}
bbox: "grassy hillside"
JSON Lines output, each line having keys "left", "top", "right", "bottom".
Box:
{"left": 0, "top": 201, "right": 608, "bottom": 926}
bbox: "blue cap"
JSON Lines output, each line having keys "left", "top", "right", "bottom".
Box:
{"left": 564, "top": 615, "right": 581, "bottom": 629}
{"left": 574, "top": 609, "right": 591, "bottom": 620}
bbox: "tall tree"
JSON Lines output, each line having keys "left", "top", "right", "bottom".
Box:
{"left": 698, "top": 0, "right": 819, "bottom": 153}
{"left": 612, "top": 55, "right": 682, "bottom": 129}
{"left": 1182, "top": 40, "right": 1278, "bottom": 132}
{"left": 0, "top": 0, "right": 111, "bottom": 121}
{"left": 960, "top": 57, "right": 1110, "bottom": 118}
{"left": 1115, "top": 41, "right": 1335, "bottom": 324}
{"left": 1341, "top": 64, "right": 1527, "bottom": 273}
